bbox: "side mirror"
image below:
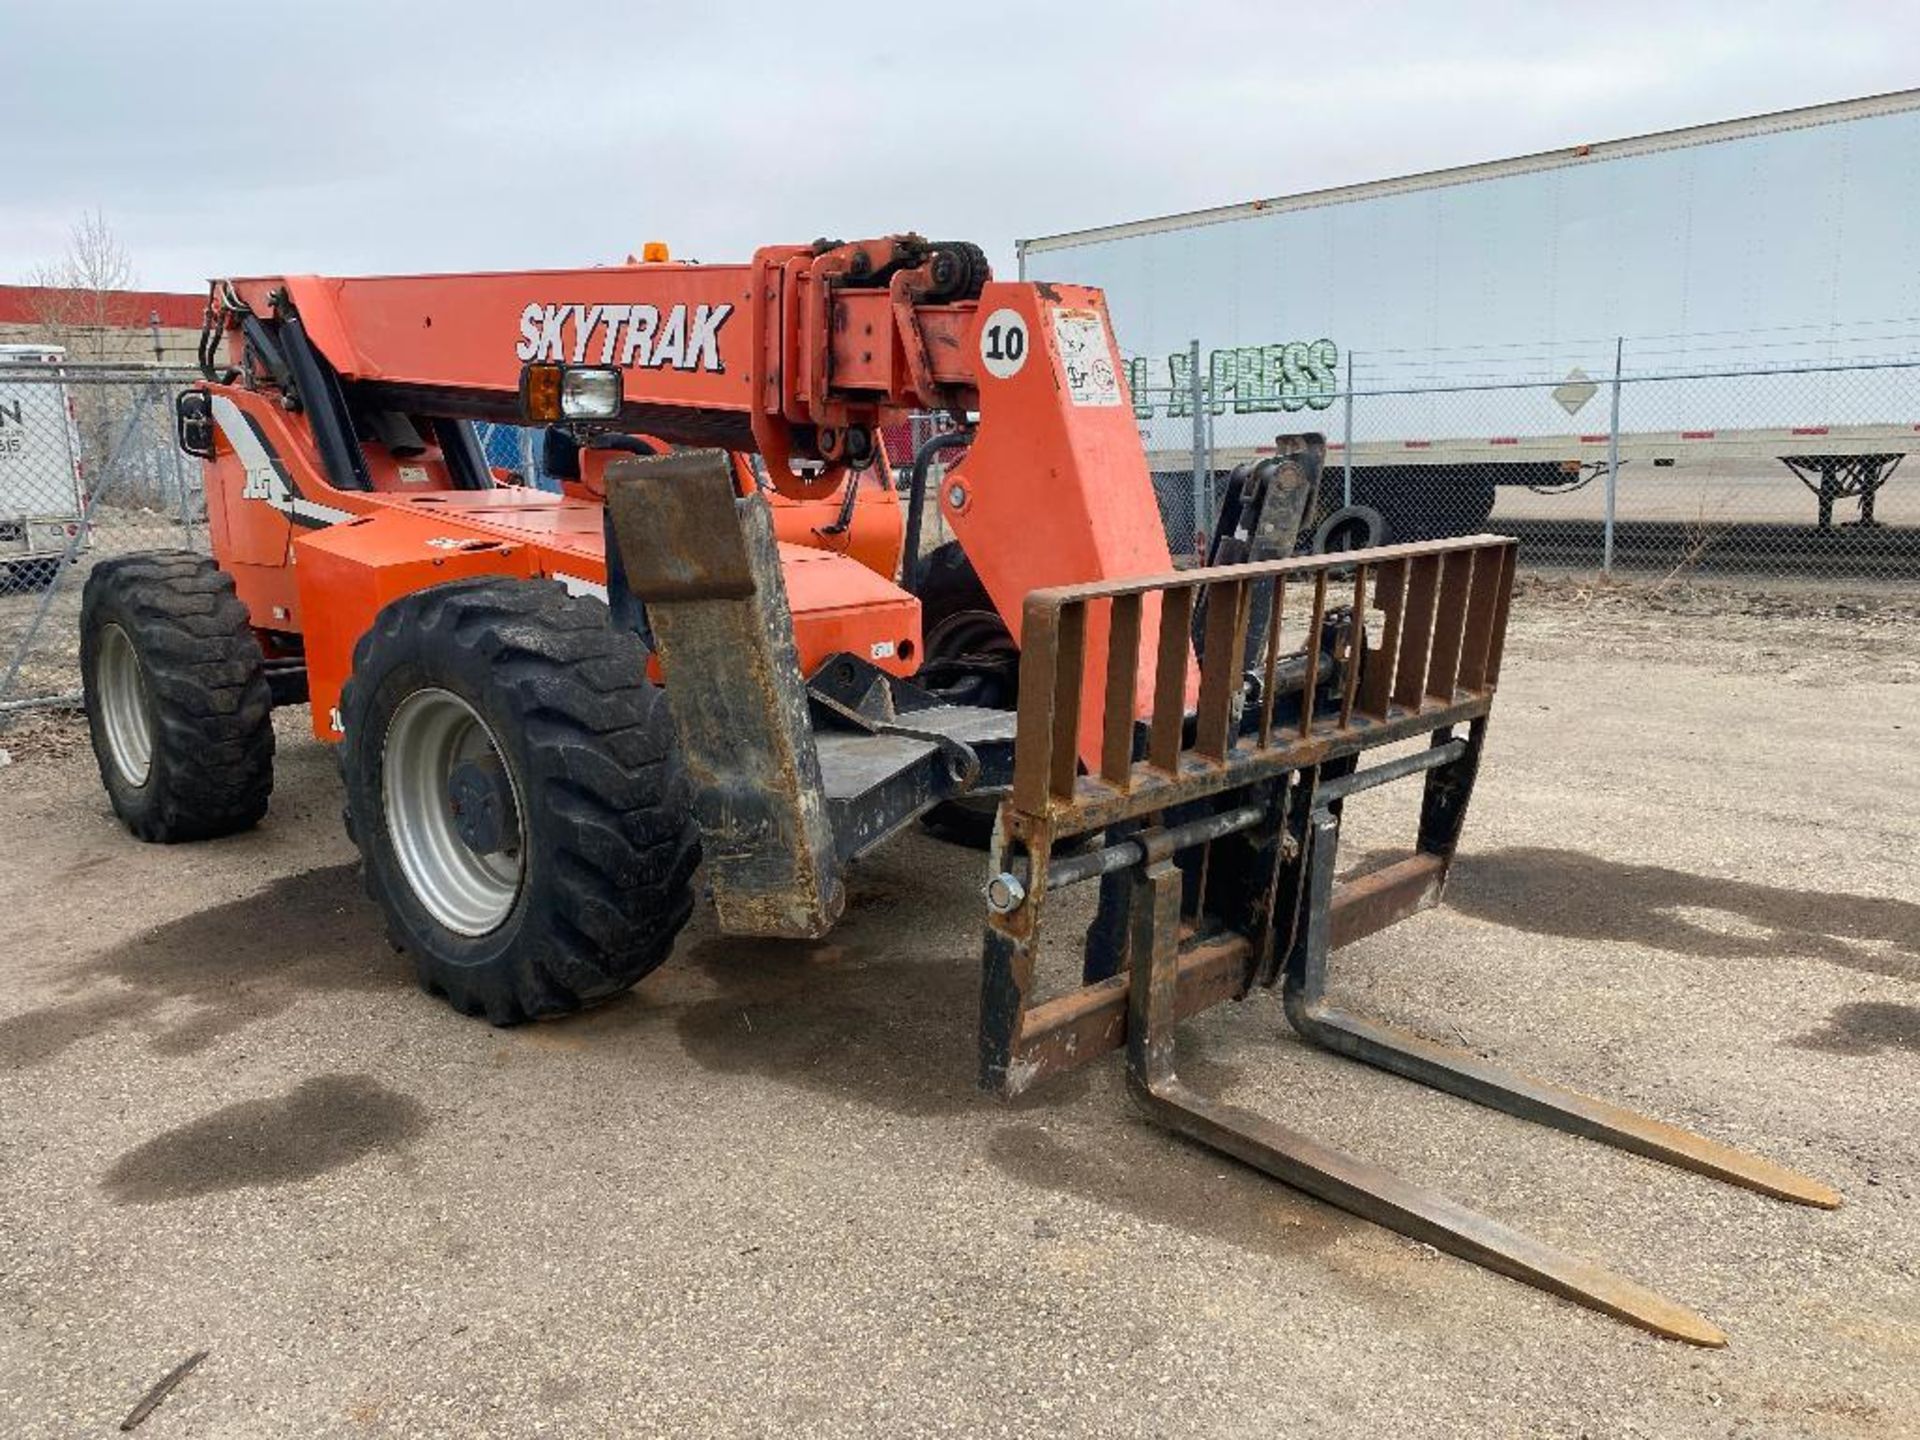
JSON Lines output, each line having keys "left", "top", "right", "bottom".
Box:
{"left": 175, "top": 390, "right": 215, "bottom": 460}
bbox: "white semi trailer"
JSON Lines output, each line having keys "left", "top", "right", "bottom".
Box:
{"left": 0, "top": 346, "right": 86, "bottom": 590}
{"left": 1019, "top": 89, "right": 1920, "bottom": 543}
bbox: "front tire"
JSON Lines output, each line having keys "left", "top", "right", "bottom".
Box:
{"left": 340, "top": 579, "right": 699, "bottom": 1022}
{"left": 80, "top": 551, "right": 274, "bottom": 841}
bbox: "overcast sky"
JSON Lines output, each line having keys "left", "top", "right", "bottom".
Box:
{"left": 2, "top": 2, "right": 1914, "bottom": 293}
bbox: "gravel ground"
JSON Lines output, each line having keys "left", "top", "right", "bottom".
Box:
{"left": 0, "top": 588, "right": 1914, "bottom": 1439}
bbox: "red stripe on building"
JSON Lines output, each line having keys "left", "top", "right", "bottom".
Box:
{"left": 0, "top": 285, "right": 204, "bottom": 330}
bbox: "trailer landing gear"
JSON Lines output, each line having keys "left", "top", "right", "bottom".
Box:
{"left": 1779, "top": 452, "right": 1900, "bottom": 531}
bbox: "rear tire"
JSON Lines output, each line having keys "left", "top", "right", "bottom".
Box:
{"left": 339, "top": 578, "right": 699, "bottom": 1022}
{"left": 80, "top": 551, "right": 274, "bottom": 842}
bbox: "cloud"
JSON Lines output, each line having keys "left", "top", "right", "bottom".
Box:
{"left": 1, "top": 0, "right": 1912, "bottom": 289}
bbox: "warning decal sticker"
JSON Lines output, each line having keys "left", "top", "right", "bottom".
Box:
{"left": 1050, "top": 307, "right": 1122, "bottom": 407}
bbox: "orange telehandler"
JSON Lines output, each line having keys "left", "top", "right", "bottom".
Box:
{"left": 78, "top": 235, "right": 1835, "bottom": 1344}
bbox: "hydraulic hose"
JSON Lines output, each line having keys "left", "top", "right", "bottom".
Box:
{"left": 588, "top": 434, "right": 662, "bottom": 457}
{"left": 901, "top": 426, "right": 974, "bottom": 594}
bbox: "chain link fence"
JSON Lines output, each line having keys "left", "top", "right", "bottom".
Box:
{"left": 0, "top": 363, "right": 206, "bottom": 718}
{"left": 2, "top": 347, "right": 1915, "bottom": 725}
{"left": 1140, "top": 345, "right": 1920, "bottom": 587}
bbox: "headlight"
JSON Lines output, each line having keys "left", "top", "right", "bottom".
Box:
{"left": 560, "top": 367, "right": 623, "bottom": 420}
{"left": 519, "top": 363, "right": 623, "bottom": 423}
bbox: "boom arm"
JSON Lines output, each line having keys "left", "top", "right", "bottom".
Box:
{"left": 214, "top": 236, "right": 988, "bottom": 502}
{"left": 209, "top": 234, "right": 1180, "bottom": 759}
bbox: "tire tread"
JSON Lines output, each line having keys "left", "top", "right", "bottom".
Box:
{"left": 81, "top": 551, "right": 274, "bottom": 842}
{"left": 340, "top": 578, "right": 697, "bottom": 1022}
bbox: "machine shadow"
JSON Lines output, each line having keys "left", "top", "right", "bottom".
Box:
{"left": 102, "top": 1073, "right": 430, "bottom": 1205}
{"left": 0, "top": 863, "right": 400, "bottom": 1069}
{"left": 1445, "top": 846, "right": 1919, "bottom": 980}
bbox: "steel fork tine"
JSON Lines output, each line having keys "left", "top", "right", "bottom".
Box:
{"left": 1285, "top": 813, "right": 1842, "bottom": 1210}
{"left": 1280, "top": 1001, "right": 1843, "bottom": 1208}
{"left": 1131, "top": 1078, "right": 1730, "bottom": 1346}
{"left": 1125, "top": 856, "right": 1727, "bottom": 1346}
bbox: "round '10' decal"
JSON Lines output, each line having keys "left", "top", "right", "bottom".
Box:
{"left": 978, "top": 309, "right": 1029, "bottom": 380}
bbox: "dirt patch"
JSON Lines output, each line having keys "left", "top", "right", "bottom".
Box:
{"left": 986, "top": 1117, "right": 1359, "bottom": 1267}
{"left": 0, "top": 707, "right": 89, "bottom": 765}
{"left": 1513, "top": 571, "right": 1920, "bottom": 626}
{"left": 673, "top": 930, "right": 1092, "bottom": 1118}
{"left": 1506, "top": 574, "right": 1920, "bottom": 688}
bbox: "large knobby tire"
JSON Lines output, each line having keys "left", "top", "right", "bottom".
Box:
{"left": 80, "top": 551, "right": 274, "bottom": 842}
{"left": 339, "top": 578, "right": 699, "bottom": 1022}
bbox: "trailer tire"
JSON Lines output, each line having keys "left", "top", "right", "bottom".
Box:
{"left": 1317, "top": 472, "right": 1497, "bottom": 543}
{"left": 339, "top": 578, "right": 699, "bottom": 1023}
{"left": 80, "top": 551, "right": 275, "bottom": 842}
{"left": 1311, "top": 504, "right": 1386, "bottom": 554}
{"left": 2, "top": 558, "right": 61, "bottom": 594}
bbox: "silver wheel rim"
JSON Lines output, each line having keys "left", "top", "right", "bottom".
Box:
{"left": 382, "top": 688, "right": 525, "bottom": 937}
{"left": 97, "top": 622, "right": 153, "bottom": 786}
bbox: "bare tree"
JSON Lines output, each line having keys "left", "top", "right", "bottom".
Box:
{"left": 25, "top": 210, "right": 142, "bottom": 364}
{"left": 22, "top": 213, "right": 166, "bottom": 506}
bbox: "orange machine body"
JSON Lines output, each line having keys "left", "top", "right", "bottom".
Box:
{"left": 200, "top": 386, "right": 916, "bottom": 740}
{"left": 198, "top": 238, "right": 1182, "bottom": 761}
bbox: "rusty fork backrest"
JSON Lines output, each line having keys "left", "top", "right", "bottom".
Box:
{"left": 980, "top": 530, "right": 1841, "bottom": 1345}
{"left": 1007, "top": 535, "right": 1518, "bottom": 836}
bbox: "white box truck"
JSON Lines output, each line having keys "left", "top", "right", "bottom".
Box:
{"left": 0, "top": 345, "right": 86, "bottom": 590}
{"left": 1020, "top": 90, "right": 1920, "bottom": 543}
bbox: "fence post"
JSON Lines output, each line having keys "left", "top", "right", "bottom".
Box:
{"left": 1604, "top": 336, "right": 1622, "bottom": 576}
{"left": 1341, "top": 348, "right": 1355, "bottom": 508}
{"left": 1187, "top": 338, "right": 1206, "bottom": 544}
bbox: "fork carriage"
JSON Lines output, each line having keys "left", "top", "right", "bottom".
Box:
{"left": 978, "top": 534, "right": 1838, "bottom": 1345}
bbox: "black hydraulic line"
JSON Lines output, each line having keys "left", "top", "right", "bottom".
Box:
{"left": 239, "top": 314, "right": 292, "bottom": 392}
{"left": 276, "top": 314, "right": 373, "bottom": 492}
{"left": 431, "top": 417, "right": 495, "bottom": 491}
{"left": 196, "top": 305, "right": 222, "bottom": 383}
{"left": 901, "top": 427, "right": 974, "bottom": 594}
{"left": 589, "top": 434, "right": 663, "bottom": 457}
{"left": 815, "top": 463, "right": 867, "bottom": 539}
